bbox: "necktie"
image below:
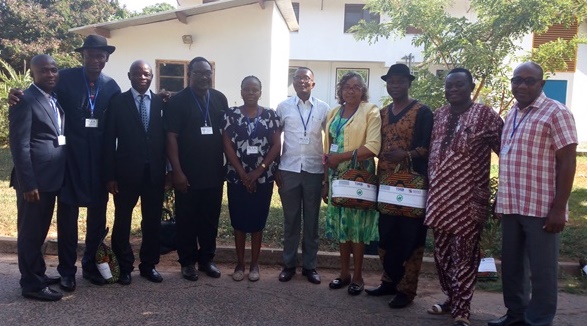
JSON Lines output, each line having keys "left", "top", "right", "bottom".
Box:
{"left": 48, "top": 96, "right": 61, "bottom": 134}
{"left": 138, "top": 94, "right": 148, "bottom": 131}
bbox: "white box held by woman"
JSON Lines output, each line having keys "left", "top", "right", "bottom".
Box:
{"left": 331, "top": 180, "right": 377, "bottom": 202}
{"left": 377, "top": 185, "right": 427, "bottom": 208}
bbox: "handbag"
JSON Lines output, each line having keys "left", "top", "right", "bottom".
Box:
{"left": 377, "top": 153, "right": 428, "bottom": 217}
{"left": 95, "top": 227, "right": 120, "bottom": 284}
{"left": 160, "top": 189, "right": 177, "bottom": 254}
{"left": 331, "top": 150, "right": 378, "bottom": 210}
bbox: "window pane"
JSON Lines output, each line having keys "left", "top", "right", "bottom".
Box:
{"left": 160, "top": 63, "right": 185, "bottom": 77}
{"left": 159, "top": 77, "right": 184, "bottom": 92}
{"left": 344, "top": 4, "right": 380, "bottom": 33}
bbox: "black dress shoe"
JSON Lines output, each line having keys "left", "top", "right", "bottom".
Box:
{"left": 82, "top": 270, "right": 106, "bottom": 285}
{"left": 388, "top": 292, "right": 413, "bottom": 309}
{"left": 44, "top": 275, "right": 60, "bottom": 285}
{"left": 301, "top": 268, "right": 321, "bottom": 284}
{"left": 365, "top": 282, "right": 397, "bottom": 296}
{"left": 487, "top": 314, "right": 526, "bottom": 326}
{"left": 59, "top": 275, "right": 76, "bottom": 292}
{"left": 279, "top": 268, "right": 296, "bottom": 282}
{"left": 347, "top": 282, "right": 364, "bottom": 296}
{"left": 140, "top": 268, "right": 163, "bottom": 283}
{"left": 198, "top": 262, "right": 221, "bottom": 278}
{"left": 22, "top": 287, "right": 63, "bottom": 301}
{"left": 329, "top": 277, "right": 351, "bottom": 289}
{"left": 118, "top": 272, "right": 132, "bottom": 285}
{"left": 181, "top": 265, "right": 199, "bottom": 281}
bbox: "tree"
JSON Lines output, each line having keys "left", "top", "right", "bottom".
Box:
{"left": 0, "top": 58, "right": 32, "bottom": 145}
{"left": 353, "top": 0, "right": 587, "bottom": 113}
{"left": 1, "top": 0, "right": 175, "bottom": 74}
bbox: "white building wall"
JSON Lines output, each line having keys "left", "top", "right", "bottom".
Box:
{"left": 571, "top": 22, "right": 587, "bottom": 143}
{"left": 268, "top": 3, "right": 291, "bottom": 108}
{"left": 101, "top": 3, "right": 287, "bottom": 108}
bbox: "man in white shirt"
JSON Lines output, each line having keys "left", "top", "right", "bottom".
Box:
{"left": 276, "top": 67, "right": 330, "bottom": 284}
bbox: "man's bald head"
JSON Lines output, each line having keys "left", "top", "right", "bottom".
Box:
{"left": 128, "top": 60, "right": 153, "bottom": 94}
{"left": 30, "top": 54, "right": 58, "bottom": 93}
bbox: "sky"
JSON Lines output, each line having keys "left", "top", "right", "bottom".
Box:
{"left": 119, "top": 0, "right": 177, "bottom": 12}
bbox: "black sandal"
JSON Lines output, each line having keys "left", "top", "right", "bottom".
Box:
{"left": 347, "top": 282, "right": 364, "bottom": 295}
{"left": 329, "top": 277, "right": 351, "bottom": 289}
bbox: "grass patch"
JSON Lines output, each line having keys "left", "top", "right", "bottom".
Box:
{"left": 1, "top": 148, "right": 586, "bottom": 263}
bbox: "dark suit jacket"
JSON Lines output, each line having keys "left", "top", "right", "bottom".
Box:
{"left": 9, "top": 85, "right": 67, "bottom": 192}
{"left": 103, "top": 89, "right": 166, "bottom": 186}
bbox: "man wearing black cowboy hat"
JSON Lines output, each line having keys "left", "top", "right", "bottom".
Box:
{"left": 365, "top": 63, "right": 433, "bottom": 310}
{"left": 9, "top": 34, "right": 121, "bottom": 291}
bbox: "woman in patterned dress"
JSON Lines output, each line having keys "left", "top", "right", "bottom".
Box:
{"left": 321, "top": 72, "right": 382, "bottom": 295}
{"left": 223, "top": 76, "right": 281, "bottom": 282}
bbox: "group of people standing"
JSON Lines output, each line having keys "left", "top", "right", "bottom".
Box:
{"left": 9, "top": 34, "right": 577, "bottom": 326}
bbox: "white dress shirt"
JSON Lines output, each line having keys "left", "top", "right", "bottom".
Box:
{"left": 276, "top": 95, "right": 330, "bottom": 174}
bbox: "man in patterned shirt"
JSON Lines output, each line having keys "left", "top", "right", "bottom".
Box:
{"left": 490, "top": 62, "right": 577, "bottom": 326}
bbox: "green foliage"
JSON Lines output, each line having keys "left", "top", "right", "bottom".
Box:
{"left": 0, "top": 58, "right": 33, "bottom": 145}
{"left": 353, "top": 0, "right": 587, "bottom": 113}
{"left": 0, "top": 0, "right": 127, "bottom": 72}
{"left": 136, "top": 3, "right": 176, "bottom": 16}
{"left": 381, "top": 67, "right": 446, "bottom": 110}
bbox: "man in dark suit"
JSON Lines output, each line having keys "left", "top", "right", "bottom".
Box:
{"left": 103, "top": 60, "right": 167, "bottom": 285}
{"left": 9, "top": 54, "right": 67, "bottom": 301}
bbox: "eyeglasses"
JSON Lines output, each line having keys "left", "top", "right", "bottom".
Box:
{"left": 191, "top": 71, "right": 212, "bottom": 78}
{"left": 293, "top": 76, "right": 312, "bottom": 82}
{"left": 342, "top": 85, "right": 362, "bottom": 92}
{"left": 510, "top": 77, "right": 541, "bottom": 86}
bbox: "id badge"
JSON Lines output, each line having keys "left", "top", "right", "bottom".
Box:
{"left": 201, "top": 126, "right": 213, "bottom": 135}
{"left": 247, "top": 146, "right": 259, "bottom": 155}
{"left": 298, "top": 136, "right": 310, "bottom": 145}
{"left": 57, "top": 135, "right": 66, "bottom": 146}
{"left": 329, "top": 144, "right": 339, "bottom": 153}
{"left": 500, "top": 144, "right": 510, "bottom": 156}
{"left": 85, "top": 118, "right": 98, "bottom": 128}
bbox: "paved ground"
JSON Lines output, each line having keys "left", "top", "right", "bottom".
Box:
{"left": 1, "top": 253, "right": 586, "bottom": 326}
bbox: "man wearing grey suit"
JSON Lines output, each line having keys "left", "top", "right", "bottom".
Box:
{"left": 9, "top": 55, "right": 67, "bottom": 301}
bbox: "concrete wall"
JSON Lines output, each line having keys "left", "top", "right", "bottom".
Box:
{"left": 101, "top": 2, "right": 289, "bottom": 108}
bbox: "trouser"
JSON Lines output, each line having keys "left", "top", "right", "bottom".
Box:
{"left": 17, "top": 191, "right": 57, "bottom": 292}
{"left": 433, "top": 225, "right": 482, "bottom": 320}
{"left": 175, "top": 186, "right": 223, "bottom": 267}
{"left": 112, "top": 166, "right": 164, "bottom": 274}
{"left": 501, "top": 214, "right": 559, "bottom": 326}
{"left": 378, "top": 214, "right": 428, "bottom": 300}
{"left": 279, "top": 170, "right": 322, "bottom": 270}
{"left": 56, "top": 200, "right": 107, "bottom": 276}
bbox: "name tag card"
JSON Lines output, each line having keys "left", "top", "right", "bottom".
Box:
{"left": 329, "top": 144, "right": 339, "bottom": 153}
{"left": 85, "top": 118, "right": 98, "bottom": 128}
{"left": 247, "top": 146, "right": 259, "bottom": 155}
{"left": 57, "top": 135, "right": 66, "bottom": 146}
{"left": 500, "top": 144, "right": 510, "bottom": 155}
{"left": 201, "top": 126, "right": 213, "bottom": 135}
{"left": 298, "top": 136, "right": 310, "bottom": 145}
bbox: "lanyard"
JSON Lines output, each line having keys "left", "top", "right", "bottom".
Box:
{"left": 510, "top": 107, "right": 533, "bottom": 139}
{"left": 244, "top": 106, "right": 261, "bottom": 140}
{"left": 190, "top": 89, "right": 211, "bottom": 126}
{"left": 334, "top": 106, "right": 356, "bottom": 140}
{"left": 82, "top": 68, "right": 101, "bottom": 118}
{"left": 296, "top": 102, "right": 313, "bottom": 137}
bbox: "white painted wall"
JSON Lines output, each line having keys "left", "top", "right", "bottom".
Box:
{"left": 101, "top": 2, "right": 288, "bottom": 109}
{"left": 571, "top": 22, "right": 587, "bottom": 142}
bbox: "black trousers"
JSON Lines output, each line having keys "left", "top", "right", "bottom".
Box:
{"left": 17, "top": 190, "right": 57, "bottom": 292}
{"left": 175, "top": 186, "right": 223, "bottom": 267}
{"left": 56, "top": 199, "right": 107, "bottom": 277}
{"left": 379, "top": 213, "right": 428, "bottom": 296}
{"left": 111, "top": 166, "right": 164, "bottom": 273}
